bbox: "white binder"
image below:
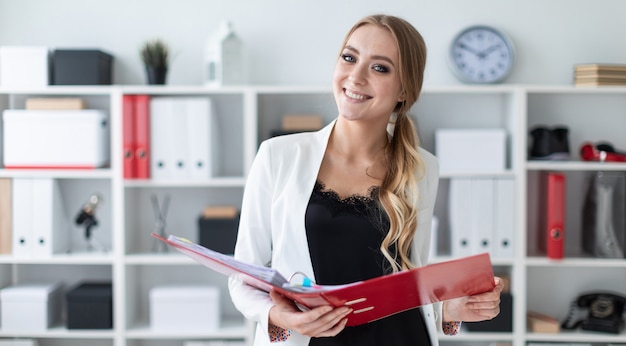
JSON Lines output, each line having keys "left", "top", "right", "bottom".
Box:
{"left": 12, "top": 179, "right": 68, "bottom": 258}
{"left": 31, "top": 179, "right": 69, "bottom": 257}
{"left": 168, "top": 98, "right": 189, "bottom": 179}
{"left": 150, "top": 98, "right": 176, "bottom": 179}
{"left": 493, "top": 178, "right": 515, "bottom": 258}
{"left": 472, "top": 178, "right": 494, "bottom": 254}
{"left": 186, "top": 97, "right": 219, "bottom": 179}
{"left": 449, "top": 178, "right": 473, "bottom": 257}
{"left": 12, "top": 179, "right": 33, "bottom": 258}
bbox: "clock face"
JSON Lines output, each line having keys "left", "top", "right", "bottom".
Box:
{"left": 449, "top": 25, "right": 514, "bottom": 84}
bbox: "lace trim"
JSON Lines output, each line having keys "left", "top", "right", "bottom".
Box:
{"left": 314, "top": 180, "right": 380, "bottom": 204}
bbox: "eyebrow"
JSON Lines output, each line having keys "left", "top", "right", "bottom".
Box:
{"left": 344, "top": 45, "right": 396, "bottom": 67}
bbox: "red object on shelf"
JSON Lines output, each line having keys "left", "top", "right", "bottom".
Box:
{"left": 580, "top": 142, "right": 626, "bottom": 162}
{"left": 540, "top": 172, "right": 566, "bottom": 259}
{"left": 122, "top": 95, "right": 137, "bottom": 178}
{"left": 134, "top": 95, "right": 151, "bottom": 179}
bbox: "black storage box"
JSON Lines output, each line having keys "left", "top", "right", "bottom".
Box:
{"left": 198, "top": 212, "right": 240, "bottom": 255}
{"left": 465, "top": 292, "right": 513, "bottom": 332}
{"left": 52, "top": 49, "right": 113, "bottom": 85}
{"left": 66, "top": 282, "right": 113, "bottom": 329}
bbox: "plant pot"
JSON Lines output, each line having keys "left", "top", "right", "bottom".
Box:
{"left": 146, "top": 66, "right": 167, "bottom": 85}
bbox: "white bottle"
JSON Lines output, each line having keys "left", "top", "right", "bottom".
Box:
{"left": 203, "top": 21, "right": 245, "bottom": 87}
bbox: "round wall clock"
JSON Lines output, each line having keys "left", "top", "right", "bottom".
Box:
{"left": 449, "top": 25, "right": 515, "bottom": 84}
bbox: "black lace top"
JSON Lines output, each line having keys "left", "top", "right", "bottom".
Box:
{"left": 305, "top": 180, "right": 431, "bottom": 346}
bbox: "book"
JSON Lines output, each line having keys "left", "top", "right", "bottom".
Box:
{"left": 25, "top": 97, "right": 85, "bottom": 110}
{"left": 152, "top": 233, "right": 496, "bottom": 326}
{"left": 575, "top": 63, "right": 626, "bottom": 73}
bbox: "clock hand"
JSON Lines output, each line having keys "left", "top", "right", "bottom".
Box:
{"left": 477, "top": 44, "right": 502, "bottom": 59}
{"left": 456, "top": 42, "right": 480, "bottom": 56}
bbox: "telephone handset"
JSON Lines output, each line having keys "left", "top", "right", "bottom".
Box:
{"left": 562, "top": 292, "right": 626, "bottom": 334}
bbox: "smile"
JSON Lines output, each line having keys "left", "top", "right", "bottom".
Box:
{"left": 344, "top": 89, "right": 370, "bottom": 100}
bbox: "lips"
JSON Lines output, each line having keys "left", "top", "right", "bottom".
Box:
{"left": 344, "top": 88, "right": 371, "bottom": 101}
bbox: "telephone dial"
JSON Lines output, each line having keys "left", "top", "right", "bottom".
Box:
{"left": 562, "top": 292, "right": 626, "bottom": 334}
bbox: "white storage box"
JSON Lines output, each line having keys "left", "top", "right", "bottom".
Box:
{"left": 0, "top": 283, "right": 63, "bottom": 331}
{"left": 435, "top": 129, "right": 506, "bottom": 174}
{"left": 2, "top": 110, "right": 110, "bottom": 169}
{"left": 0, "top": 46, "right": 50, "bottom": 87}
{"left": 150, "top": 285, "right": 220, "bottom": 331}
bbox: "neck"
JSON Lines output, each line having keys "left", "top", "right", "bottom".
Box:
{"left": 331, "top": 117, "right": 389, "bottom": 160}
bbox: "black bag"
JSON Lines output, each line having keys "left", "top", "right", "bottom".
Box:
{"left": 582, "top": 171, "right": 626, "bottom": 258}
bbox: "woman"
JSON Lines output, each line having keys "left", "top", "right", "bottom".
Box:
{"left": 229, "top": 14, "right": 503, "bottom": 345}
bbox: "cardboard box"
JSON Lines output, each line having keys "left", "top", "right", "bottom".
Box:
{"left": 527, "top": 311, "right": 560, "bottom": 333}
{"left": 0, "top": 283, "right": 63, "bottom": 331}
{"left": 0, "top": 46, "right": 50, "bottom": 87}
{"left": 2, "top": 109, "right": 110, "bottom": 169}
{"left": 435, "top": 128, "right": 506, "bottom": 174}
{"left": 66, "top": 282, "right": 113, "bottom": 329}
{"left": 52, "top": 49, "right": 113, "bottom": 85}
{"left": 150, "top": 285, "right": 220, "bottom": 331}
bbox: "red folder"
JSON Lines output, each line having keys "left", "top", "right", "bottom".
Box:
{"left": 152, "top": 233, "right": 496, "bottom": 326}
{"left": 134, "top": 95, "right": 151, "bottom": 179}
{"left": 122, "top": 95, "right": 137, "bottom": 178}
{"left": 541, "top": 172, "right": 566, "bottom": 259}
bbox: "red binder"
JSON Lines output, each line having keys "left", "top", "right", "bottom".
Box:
{"left": 541, "top": 172, "right": 566, "bottom": 259}
{"left": 134, "top": 95, "right": 151, "bottom": 179}
{"left": 122, "top": 95, "right": 137, "bottom": 178}
{"left": 152, "top": 233, "right": 496, "bottom": 327}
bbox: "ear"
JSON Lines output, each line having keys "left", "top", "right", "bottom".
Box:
{"left": 397, "top": 90, "right": 406, "bottom": 102}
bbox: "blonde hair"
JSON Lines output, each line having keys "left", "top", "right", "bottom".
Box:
{"left": 340, "top": 15, "right": 427, "bottom": 272}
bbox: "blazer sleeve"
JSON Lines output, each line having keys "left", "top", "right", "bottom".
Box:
{"left": 228, "top": 140, "right": 276, "bottom": 337}
{"left": 411, "top": 149, "right": 444, "bottom": 331}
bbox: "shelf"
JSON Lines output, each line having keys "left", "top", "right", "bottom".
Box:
{"left": 526, "top": 160, "right": 626, "bottom": 171}
{"left": 525, "top": 256, "right": 626, "bottom": 268}
{"left": 124, "top": 176, "right": 246, "bottom": 188}
{"left": 526, "top": 330, "right": 626, "bottom": 343}
{"left": 125, "top": 318, "right": 248, "bottom": 339}
{"left": 438, "top": 331, "right": 514, "bottom": 342}
{"left": 0, "top": 253, "right": 115, "bottom": 265}
{"left": 0, "top": 325, "right": 115, "bottom": 338}
{"left": 439, "top": 170, "right": 517, "bottom": 179}
{"left": 0, "top": 168, "right": 113, "bottom": 179}
{"left": 125, "top": 253, "right": 197, "bottom": 265}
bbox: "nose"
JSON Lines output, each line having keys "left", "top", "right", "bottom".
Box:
{"left": 348, "top": 63, "right": 367, "bottom": 85}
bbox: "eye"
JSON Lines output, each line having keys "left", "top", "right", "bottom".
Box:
{"left": 341, "top": 54, "right": 356, "bottom": 63}
{"left": 373, "top": 64, "right": 389, "bottom": 73}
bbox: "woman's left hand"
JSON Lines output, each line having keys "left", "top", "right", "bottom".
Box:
{"left": 442, "top": 276, "right": 504, "bottom": 322}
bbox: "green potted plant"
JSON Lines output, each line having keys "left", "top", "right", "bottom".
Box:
{"left": 140, "top": 39, "right": 169, "bottom": 85}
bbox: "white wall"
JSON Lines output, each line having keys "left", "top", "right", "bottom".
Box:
{"left": 1, "top": 0, "right": 625, "bottom": 86}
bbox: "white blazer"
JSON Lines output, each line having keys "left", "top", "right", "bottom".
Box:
{"left": 229, "top": 120, "right": 442, "bottom": 345}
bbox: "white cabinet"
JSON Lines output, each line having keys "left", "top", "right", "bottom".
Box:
{"left": 0, "top": 85, "right": 625, "bottom": 346}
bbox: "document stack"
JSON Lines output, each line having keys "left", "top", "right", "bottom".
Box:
{"left": 574, "top": 63, "right": 626, "bottom": 86}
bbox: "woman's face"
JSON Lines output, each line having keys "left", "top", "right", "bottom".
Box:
{"left": 333, "top": 24, "right": 404, "bottom": 123}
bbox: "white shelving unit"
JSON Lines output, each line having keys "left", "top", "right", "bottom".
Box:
{"left": 0, "top": 84, "right": 624, "bottom": 346}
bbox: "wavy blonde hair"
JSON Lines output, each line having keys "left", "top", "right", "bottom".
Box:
{"left": 340, "top": 15, "right": 427, "bottom": 272}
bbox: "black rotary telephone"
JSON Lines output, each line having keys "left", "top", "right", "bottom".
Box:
{"left": 562, "top": 292, "right": 626, "bottom": 334}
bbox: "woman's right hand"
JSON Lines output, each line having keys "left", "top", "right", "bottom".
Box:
{"left": 268, "top": 289, "right": 352, "bottom": 337}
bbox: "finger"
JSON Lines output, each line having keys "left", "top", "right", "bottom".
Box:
{"left": 493, "top": 277, "right": 505, "bottom": 292}
{"left": 314, "top": 318, "right": 349, "bottom": 338}
{"left": 299, "top": 307, "right": 352, "bottom": 337}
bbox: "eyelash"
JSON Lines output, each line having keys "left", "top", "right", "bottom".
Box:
{"left": 341, "top": 54, "right": 390, "bottom": 73}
